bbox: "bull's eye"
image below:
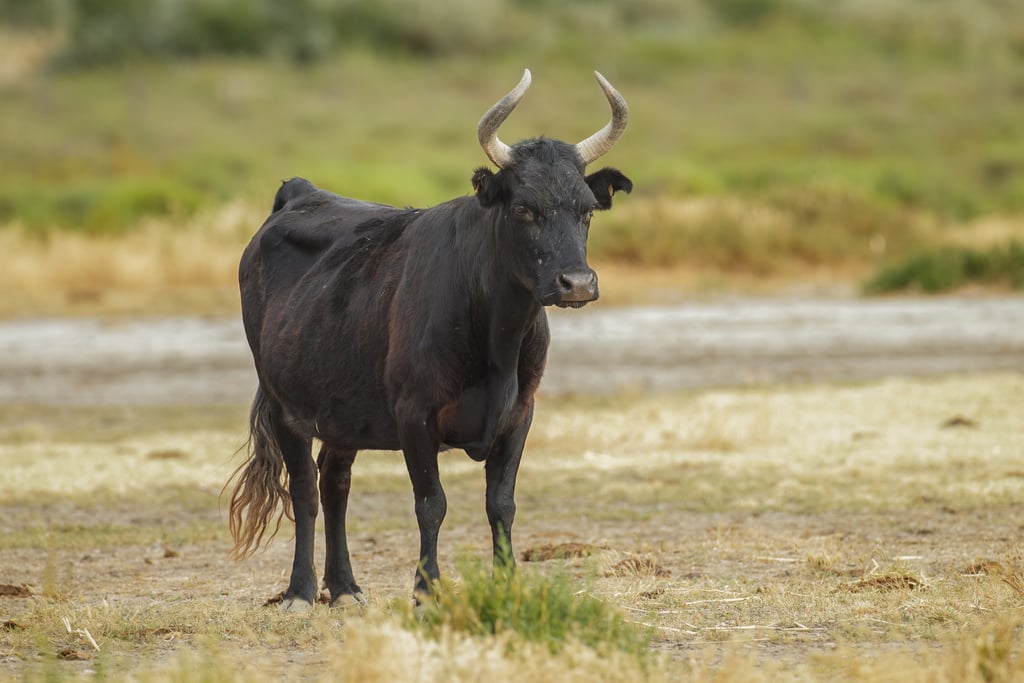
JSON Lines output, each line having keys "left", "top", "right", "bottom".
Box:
{"left": 511, "top": 204, "right": 534, "bottom": 222}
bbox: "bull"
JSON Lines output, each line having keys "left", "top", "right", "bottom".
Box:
{"left": 228, "top": 69, "right": 632, "bottom": 607}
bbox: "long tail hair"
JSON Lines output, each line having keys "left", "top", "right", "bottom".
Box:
{"left": 226, "top": 388, "right": 293, "bottom": 559}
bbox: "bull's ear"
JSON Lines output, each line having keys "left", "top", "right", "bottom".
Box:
{"left": 585, "top": 167, "right": 633, "bottom": 210}
{"left": 472, "top": 167, "right": 506, "bottom": 208}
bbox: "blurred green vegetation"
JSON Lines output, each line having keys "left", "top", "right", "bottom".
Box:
{"left": 2, "top": 0, "right": 1024, "bottom": 290}
{"left": 864, "top": 241, "right": 1024, "bottom": 293}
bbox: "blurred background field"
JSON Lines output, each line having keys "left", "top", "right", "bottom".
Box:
{"left": 2, "top": 0, "right": 1024, "bottom": 315}
{"left": 3, "top": 4, "right": 1024, "bottom": 680}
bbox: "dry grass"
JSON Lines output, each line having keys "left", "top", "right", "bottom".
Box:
{"left": 3, "top": 192, "right": 1023, "bottom": 318}
{"left": 12, "top": 605, "right": 660, "bottom": 682}
{"left": 0, "top": 30, "right": 58, "bottom": 85}
{"left": 2, "top": 374, "right": 1024, "bottom": 680}
{"left": 0, "top": 198, "right": 733, "bottom": 319}
{"left": 0, "top": 202, "right": 261, "bottom": 318}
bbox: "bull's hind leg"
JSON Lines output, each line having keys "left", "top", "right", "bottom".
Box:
{"left": 317, "top": 445, "right": 364, "bottom": 607}
{"left": 272, "top": 412, "right": 318, "bottom": 610}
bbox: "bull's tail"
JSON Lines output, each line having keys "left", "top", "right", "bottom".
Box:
{"left": 226, "top": 387, "right": 293, "bottom": 560}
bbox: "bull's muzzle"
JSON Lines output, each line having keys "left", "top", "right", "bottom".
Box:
{"left": 555, "top": 269, "right": 599, "bottom": 307}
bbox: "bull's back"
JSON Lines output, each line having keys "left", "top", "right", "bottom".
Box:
{"left": 243, "top": 179, "right": 403, "bottom": 292}
{"left": 240, "top": 178, "right": 408, "bottom": 332}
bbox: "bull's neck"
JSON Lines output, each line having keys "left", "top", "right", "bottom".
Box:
{"left": 456, "top": 200, "right": 541, "bottom": 370}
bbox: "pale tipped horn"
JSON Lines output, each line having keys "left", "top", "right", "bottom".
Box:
{"left": 574, "top": 71, "right": 629, "bottom": 165}
{"left": 477, "top": 68, "right": 532, "bottom": 168}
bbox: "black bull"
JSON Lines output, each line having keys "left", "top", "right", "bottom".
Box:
{"left": 228, "top": 70, "right": 632, "bottom": 607}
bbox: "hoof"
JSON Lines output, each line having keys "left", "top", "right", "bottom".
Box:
{"left": 412, "top": 591, "right": 436, "bottom": 619}
{"left": 329, "top": 592, "right": 367, "bottom": 610}
{"left": 279, "top": 596, "right": 314, "bottom": 613}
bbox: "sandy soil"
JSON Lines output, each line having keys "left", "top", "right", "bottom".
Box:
{"left": 1, "top": 294, "right": 1023, "bottom": 405}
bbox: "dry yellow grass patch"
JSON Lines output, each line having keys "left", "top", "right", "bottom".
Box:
{"left": 947, "top": 214, "right": 1024, "bottom": 250}
{"left": 0, "top": 202, "right": 260, "bottom": 318}
{"left": 0, "top": 193, "right": 921, "bottom": 319}
{"left": 0, "top": 201, "right": 684, "bottom": 318}
{"left": 0, "top": 30, "right": 58, "bottom": 85}
{"left": 0, "top": 428, "right": 239, "bottom": 499}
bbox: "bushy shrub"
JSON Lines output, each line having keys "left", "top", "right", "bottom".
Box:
{"left": 0, "top": 0, "right": 62, "bottom": 27}
{"left": 327, "top": 0, "right": 511, "bottom": 57}
{"left": 704, "top": 0, "right": 784, "bottom": 27}
{"left": 60, "top": 0, "right": 175, "bottom": 66}
{"left": 55, "top": 0, "right": 515, "bottom": 65}
{"left": 17, "top": 0, "right": 1024, "bottom": 67}
{"left": 864, "top": 241, "right": 1024, "bottom": 293}
{"left": 56, "top": 0, "right": 331, "bottom": 65}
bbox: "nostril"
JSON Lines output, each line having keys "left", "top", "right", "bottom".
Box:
{"left": 555, "top": 270, "right": 598, "bottom": 300}
{"left": 557, "top": 273, "right": 575, "bottom": 293}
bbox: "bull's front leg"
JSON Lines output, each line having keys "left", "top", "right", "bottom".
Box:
{"left": 485, "top": 401, "right": 533, "bottom": 575}
{"left": 396, "top": 400, "right": 447, "bottom": 599}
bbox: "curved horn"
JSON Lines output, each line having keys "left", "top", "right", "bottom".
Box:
{"left": 477, "top": 68, "right": 532, "bottom": 168}
{"left": 574, "top": 71, "right": 629, "bottom": 165}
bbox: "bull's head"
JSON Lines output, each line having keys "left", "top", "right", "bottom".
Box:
{"left": 472, "top": 69, "right": 632, "bottom": 308}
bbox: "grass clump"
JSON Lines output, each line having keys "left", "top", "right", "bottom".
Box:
{"left": 404, "top": 558, "right": 649, "bottom": 661}
{"left": 864, "top": 241, "right": 1024, "bottom": 293}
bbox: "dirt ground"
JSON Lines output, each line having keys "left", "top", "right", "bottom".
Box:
{"left": 1, "top": 298, "right": 1023, "bottom": 679}
{"left": 2, "top": 476, "right": 1022, "bottom": 677}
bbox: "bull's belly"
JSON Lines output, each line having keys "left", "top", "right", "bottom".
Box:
{"left": 297, "top": 412, "right": 402, "bottom": 451}
{"left": 286, "top": 400, "right": 487, "bottom": 456}
{"left": 268, "top": 373, "right": 519, "bottom": 459}
{"left": 271, "top": 383, "right": 402, "bottom": 451}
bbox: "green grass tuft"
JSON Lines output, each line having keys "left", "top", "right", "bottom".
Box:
{"left": 402, "top": 558, "right": 650, "bottom": 661}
